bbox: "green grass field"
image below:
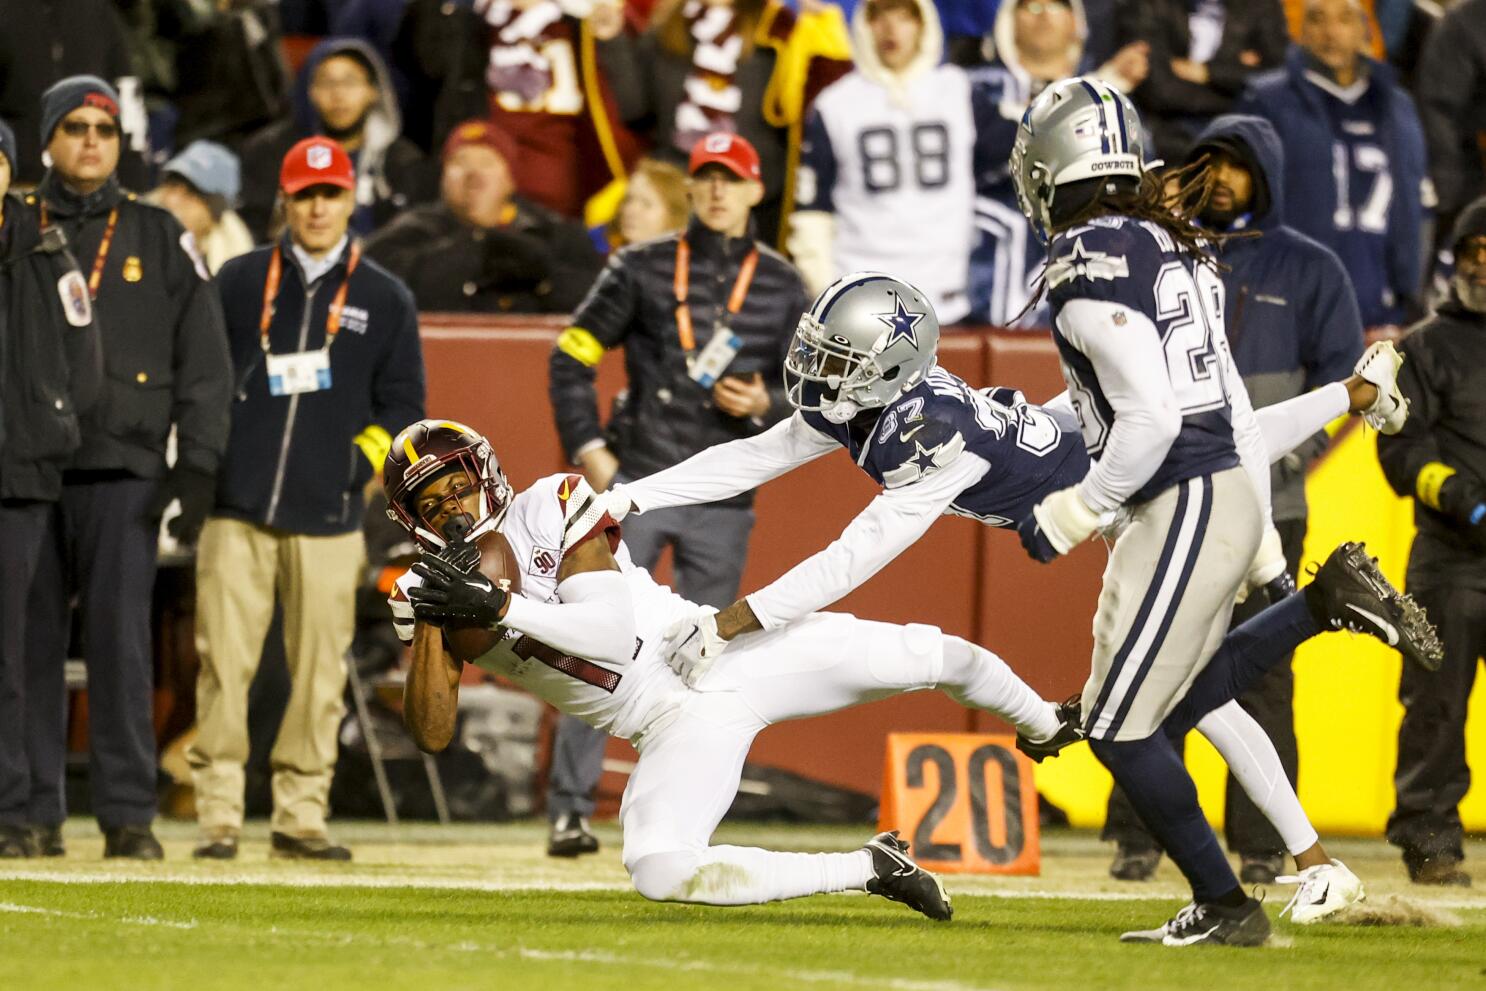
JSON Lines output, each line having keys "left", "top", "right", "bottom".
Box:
{"left": 4, "top": 821, "right": 1484, "bottom": 991}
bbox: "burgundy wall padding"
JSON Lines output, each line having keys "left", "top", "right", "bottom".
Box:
{"left": 417, "top": 316, "right": 1100, "bottom": 804}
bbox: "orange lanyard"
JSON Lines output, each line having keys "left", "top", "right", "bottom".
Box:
{"left": 673, "top": 237, "right": 758, "bottom": 352}
{"left": 40, "top": 202, "right": 119, "bottom": 300}
{"left": 258, "top": 241, "right": 362, "bottom": 353}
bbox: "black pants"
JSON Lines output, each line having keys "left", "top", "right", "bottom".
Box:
{"left": 545, "top": 500, "right": 755, "bottom": 820}
{"left": 24, "top": 474, "right": 161, "bottom": 829}
{"left": 1386, "top": 554, "right": 1485, "bottom": 864}
{"left": 1102, "top": 519, "right": 1305, "bottom": 856}
{"left": 0, "top": 501, "right": 52, "bottom": 826}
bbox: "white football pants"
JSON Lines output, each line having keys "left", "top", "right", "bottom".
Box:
{"left": 620, "top": 611, "right": 1057, "bottom": 905}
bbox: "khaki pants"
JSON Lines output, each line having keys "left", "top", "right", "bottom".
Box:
{"left": 1082, "top": 468, "right": 1260, "bottom": 743}
{"left": 188, "top": 517, "right": 364, "bottom": 837}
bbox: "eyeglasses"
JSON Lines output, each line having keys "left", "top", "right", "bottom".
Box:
{"left": 59, "top": 120, "right": 119, "bottom": 140}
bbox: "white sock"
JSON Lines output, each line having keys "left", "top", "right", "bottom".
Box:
{"left": 1196, "top": 700, "right": 1319, "bottom": 856}
{"left": 940, "top": 636, "right": 1061, "bottom": 741}
{"left": 631, "top": 847, "right": 874, "bottom": 905}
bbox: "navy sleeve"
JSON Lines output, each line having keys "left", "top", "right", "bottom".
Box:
{"left": 797, "top": 109, "right": 837, "bottom": 213}
{"left": 867, "top": 390, "right": 975, "bottom": 488}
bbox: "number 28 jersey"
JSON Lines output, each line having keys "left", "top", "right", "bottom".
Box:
{"left": 1046, "top": 216, "right": 1240, "bottom": 505}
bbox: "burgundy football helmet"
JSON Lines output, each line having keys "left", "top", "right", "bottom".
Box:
{"left": 383, "top": 419, "right": 513, "bottom": 550}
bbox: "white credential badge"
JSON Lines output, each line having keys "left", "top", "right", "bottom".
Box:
{"left": 57, "top": 269, "right": 92, "bottom": 328}
{"left": 266, "top": 351, "right": 333, "bottom": 396}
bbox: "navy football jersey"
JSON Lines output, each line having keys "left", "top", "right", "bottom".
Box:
{"left": 1046, "top": 216, "right": 1239, "bottom": 505}
{"left": 801, "top": 367, "right": 1087, "bottom": 527}
{"left": 1319, "top": 90, "right": 1401, "bottom": 326}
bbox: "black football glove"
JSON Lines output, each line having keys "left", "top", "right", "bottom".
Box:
{"left": 145, "top": 465, "right": 216, "bottom": 545}
{"left": 1437, "top": 474, "right": 1486, "bottom": 550}
{"left": 409, "top": 540, "right": 508, "bottom": 628}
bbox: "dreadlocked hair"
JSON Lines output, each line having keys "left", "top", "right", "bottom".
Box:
{"left": 1015, "top": 157, "right": 1257, "bottom": 323}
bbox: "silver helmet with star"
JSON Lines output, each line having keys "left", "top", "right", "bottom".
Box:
{"left": 784, "top": 272, "right": 939, "bottom": 424}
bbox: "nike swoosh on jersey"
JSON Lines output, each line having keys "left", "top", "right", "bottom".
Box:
{"left": 899, "top": 424, "right": 926, "bottom": 443}
{"left": 1346, "top": 603, "right": 1400, "bottom": 645}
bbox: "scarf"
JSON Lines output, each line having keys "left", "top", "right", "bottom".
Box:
{"left": 673, "top": 0, "right": 745, "bottom": 155}
{"left": 478, "top": 0, "right": 579, "bottom": 110}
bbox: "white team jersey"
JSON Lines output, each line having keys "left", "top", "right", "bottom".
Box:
{"left": 393, "top": 473, "right": 692, "bottom": 741}
{"left": 807, "top": 66, "right": 976, "bottom": 321}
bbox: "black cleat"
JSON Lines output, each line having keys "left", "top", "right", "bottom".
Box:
{"left": 193, "top": 834, "right": 239, "bottom": 860}
{"left": 1239, "top": 853, "right": 1284, "bottom": 885}
{"left": 32, "top": 824, "right": 65, "bottom": 857}
{"left": 1305, "top": 541, "right": 1443, "bottom": 670}
{"left": 1016, "top": 695, "right": 1085, "bottom": 763}
{"left": 1120, "top": 897, "right": 1271, "bottom": 946}
{"left": 864, "top": 831, "right": 953, "bottom": 921}
{"left": 0, "top": 824, "right": 37, "bottom": 858}
{"left": 103, "top": 825, "right": 164, "bottom": 860}
{"left": 1109, "top": 844, "right": 1162, "bottom": 881}
{"left": 547, "top": 813, "right": 600, "bottom": 858}
{"left": 1406, "top": 853, "right": 1472, "bottom": 887}
{"left": 270, "top": 832, "right": 351, "bottom": 861}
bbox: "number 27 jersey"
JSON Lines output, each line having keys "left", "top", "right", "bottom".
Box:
{"left": 1046, "top": 217, "right": 1239, "bottom": 505}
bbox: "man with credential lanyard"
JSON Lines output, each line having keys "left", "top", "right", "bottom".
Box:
{"left": 545, "top": 132, "right": 807, "bottom": 857}
{"left": 189, "top": 137, "right": 425, "bottom": 861}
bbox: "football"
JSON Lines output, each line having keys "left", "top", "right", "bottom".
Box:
{"left": 443, "top": 529, "right": 522, "bottom": 663}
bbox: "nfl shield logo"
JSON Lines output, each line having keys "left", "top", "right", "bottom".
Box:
{"left": 308, "top": 144, "right": 332, "bottom": 170}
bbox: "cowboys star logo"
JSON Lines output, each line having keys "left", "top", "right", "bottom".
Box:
{"left": 1045, "top": 237, "right": 1131, "bottom": 288}
{"left": 875, "top": 293, "right": 925, "bottom": 351}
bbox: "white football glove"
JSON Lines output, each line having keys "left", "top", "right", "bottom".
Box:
{"left": 1237, "top": 524, "right": 1288, "bottom": 605}
{"left": 1353, "top": 340, "right": 1409, "bottom": 435}
{"left": 601, "top": 484, "right": 637, "bottom": 523}
{"left": 1032, "top": 486, "right": 1103, "bottom": 555}
{"left": 662, "top": 607, "right": 727, "bottom": 687}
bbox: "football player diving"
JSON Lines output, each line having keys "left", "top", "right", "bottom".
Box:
{"left": 389, "top": 418, "right": 1105, "bottom": 920}
{"left": 597, "top": 267, "right": 1438, "bottom": 932}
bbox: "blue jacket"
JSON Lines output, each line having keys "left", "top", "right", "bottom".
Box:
{"left": 214, "top": 238, "right": 426, "bottom": 536}
{"left": 1237, "top": 47, "right": 1429, "bottom": 326}
{"left": 1191, "top": 114, "right": 1365, "bottom": 520}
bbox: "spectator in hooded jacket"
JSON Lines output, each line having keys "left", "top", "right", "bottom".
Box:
{"left": 1414, "top": 0, "right": 1486, "bottom": 250}
{"left": 1117, "top": 0, "right": 1290, "bottom": 161}
{"left": 1238, "top": 0, "right": 1430, "bottom": 329}
{"left": 1101, "top": 114, "right": 1364, "bottom": 886}
{"left": 0, "top": 116, "right": 103, "bottom": 859}
{"left": 789, "top": 0, "right": 977, "bottom": 322}
{"left": 239, "top": 38, "right": 431, "bottom": 241}
{"left": 964, "top": 0, "right": 1148, "bottom": 325}
{"left": 150, "top": 142, "right": 255, "bottom": 276}
{"left": 365, "top": 119, "right": 601, "bottom": 312}
{"left": 190, "top": 137, "right": 425, "bottom": 863}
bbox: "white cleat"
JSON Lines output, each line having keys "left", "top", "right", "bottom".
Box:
{"left": 1354, "top": 340, "right": 1409, "bottom": 434}
{"left": 1277, "top": 858, "right": 1366, "bottom": 924}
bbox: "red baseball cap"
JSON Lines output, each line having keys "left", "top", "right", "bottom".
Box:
{"left": 442, "top": 118, "right": 518, "bottom": 168}
{"left": 280, "top": 137, "right": 356, "bottom": 194}
{"left": 688, "top": 132, "right": 761, "bottom": 181}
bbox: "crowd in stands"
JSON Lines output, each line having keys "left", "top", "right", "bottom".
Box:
{"left": 0, "top": 0, "right": 1475, "bottom": 333}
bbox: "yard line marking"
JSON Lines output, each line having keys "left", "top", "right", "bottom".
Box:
{"left": 2, "top": 871, "right": 1483, "bottom": 912}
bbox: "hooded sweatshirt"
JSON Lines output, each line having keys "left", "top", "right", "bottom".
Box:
{"left": 239, "top": 38, "right": 430, "bottom": 241}
{"left": 791, "top": 0, "right": 974, "bottom": 322}
{"left": 1188, "top": 114, "right": 1364, "bottom": 521}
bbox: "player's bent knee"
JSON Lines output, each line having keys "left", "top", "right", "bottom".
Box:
{"left": 628, "top": 850, "right": 704, "bottom": 903}
{"left": 866, "top": 622, "right": 944, "bottom": 689}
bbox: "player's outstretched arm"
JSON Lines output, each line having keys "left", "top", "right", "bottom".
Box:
{"left": 613, "top": 413, "right": 836, "bottom": 516}
{"left": 405, "top": 620, "right": 462, "bottom": 753}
